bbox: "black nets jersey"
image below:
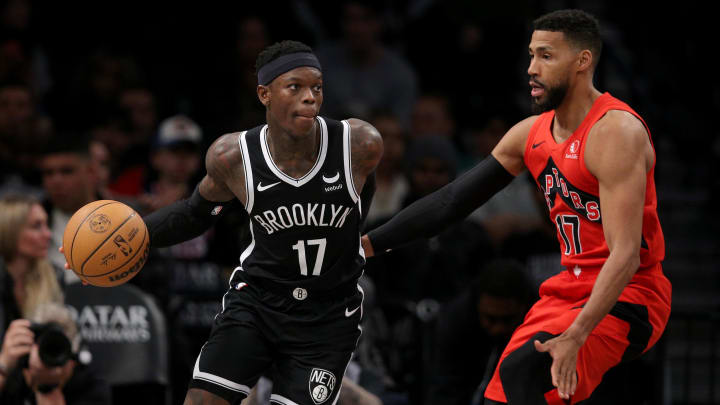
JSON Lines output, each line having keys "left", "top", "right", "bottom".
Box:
{"left": 233, "top": 117, "right": 365, "bottom": 292}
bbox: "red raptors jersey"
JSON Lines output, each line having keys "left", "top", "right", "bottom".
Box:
{"left": 524, "top": 93, "right": 665, "bottom": 271}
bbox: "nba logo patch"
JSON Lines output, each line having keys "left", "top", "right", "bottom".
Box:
{"left": 308, "top": 368, "right": 336, "bottom": 404}
{"left": 211, "top": 206, "right": 223, "bottom": 216}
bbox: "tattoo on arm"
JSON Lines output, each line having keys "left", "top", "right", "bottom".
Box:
{"left": 203, "top": 133, "right": 245, "bottom": 203}
{"left": 348, "top": 119, "right": 383, "bottom": 192}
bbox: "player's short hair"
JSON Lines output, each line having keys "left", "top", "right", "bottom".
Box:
{"left": 533, "top": 9, "right": 602, "bottom": 66}
{"left": 255, "top": 40, "right": 314, "bottom": 77}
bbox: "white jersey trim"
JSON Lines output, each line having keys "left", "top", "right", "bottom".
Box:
{"left": 192, "top": 351, "right": 250, "bottom": 394}
{"left": 239, "top": 222, "right": 256, "bottom": 265}
{"left": 260, "top": 117, "right": 328, "bottom": 187}
{"left": 342, "top": 120, "right": 360, "bottom": 204}
{"left": 238, "top": 131, "right": 254, "bottom": 212}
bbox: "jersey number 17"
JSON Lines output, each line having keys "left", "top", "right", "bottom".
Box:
{"left": 292, "top": 238, "right": 327, "bottom": 276}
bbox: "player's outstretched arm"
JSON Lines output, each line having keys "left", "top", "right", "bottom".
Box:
{"left": 363, "top": 116, "right": 534, "bottom": 256}
{"left": 144, "top": 133, "right": 245, "bottom": 248}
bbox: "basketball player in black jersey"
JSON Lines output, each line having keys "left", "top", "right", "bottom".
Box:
{"left": 78, "top": 41, "right": 382, "bottom": 405}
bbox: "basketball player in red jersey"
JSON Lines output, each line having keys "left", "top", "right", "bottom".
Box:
{"left": 362, "top": 9, "right": 671, "bottom": 404}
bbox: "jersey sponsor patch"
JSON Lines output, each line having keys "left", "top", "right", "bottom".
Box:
{"left": 211, "top": 206, "right": 223, "bottom": 216}
{"left": 565, "top": 140, "right": 580, "bottom": 159}
{"left": 322, "top": 172, "right": 340, "bottom": 183}
{"left": 309, "top": 368, "right": 336, "bottom": 404}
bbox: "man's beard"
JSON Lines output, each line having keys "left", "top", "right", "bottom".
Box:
{"left": 531, "top": 80, "right": 569, "bottom": 114}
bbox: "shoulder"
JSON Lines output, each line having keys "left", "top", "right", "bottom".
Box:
{"left": 587, "top": 110, "right": 649, "bottom": 156}
{"left": 493, "top": 115, "right": 541, "bottom": 158}
{"left": 347, "top": 118, "right": 384, "bottom": 159}
{"left": 344, "top": 118, "right": 383, "bottom": 176}
{"left": 586, "top": 110, "right": 651, "bottom": 175}
{"left": 205, "top": 132, "right": 244, "bottom": 180}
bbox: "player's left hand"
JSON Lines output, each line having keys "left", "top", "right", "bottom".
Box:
{"left": 58, "top": 247, "right": 88, "bottom": 286}
{"left": 534, "top": 332, "right": 582, "bottom": 400}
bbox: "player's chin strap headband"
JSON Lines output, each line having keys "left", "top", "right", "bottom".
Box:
{"left": 257, "top": 52, "right": 322, "bottom": 85}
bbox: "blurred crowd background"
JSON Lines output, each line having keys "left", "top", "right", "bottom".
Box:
{"left": 1, "top": 0, "right": 718, "bottom": 404}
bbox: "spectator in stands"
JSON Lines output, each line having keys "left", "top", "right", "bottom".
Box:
{"left": 0, "top": 303, "right": 110, "bottom": 404}
{"left": 365, "top": 112, "right": 408, "bottom": 226}
{"left": 0, "top": 194, "right": 63, "bottom": 382}
{"left": 0, "top": 83, "right": 52, "bottom": 194}
{"left": 409, "top": 93, "right": 456, "bottom": 140}
{"left": 426, "top": 259, "right": 534, "bottom": 405}
{"left": 364, "top": 136, "right": 493, "bottom": 403}
{"left": 315, "top": 1, "right": 417, "bottom": 125}
{"left": 39, "top": 136, "right": 101, "bottom": 283}
{"left": 137, "top": 115, "right": 204, "bottom": 214}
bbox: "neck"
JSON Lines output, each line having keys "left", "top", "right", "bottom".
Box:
{"left": 61, "top": 191, "right": 95, "bottom": 216}
{"left": 553, "top": 83, "right": 602, "bottom": 141}
{"left": 266, "top": 119, "right": 320, "bottom": 163}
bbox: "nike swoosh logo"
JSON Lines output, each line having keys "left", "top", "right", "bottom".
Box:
{"left": 532, "top": 141, "right": 545, "bottom": 149}
{"left": 322, "top": 172, "right": 340, "bottom": 183}
{"left": 345, "top": 305, "right": 360, "bottom": 317}
{"left": 257, "top": 181, "right": 280, "bottom": 192}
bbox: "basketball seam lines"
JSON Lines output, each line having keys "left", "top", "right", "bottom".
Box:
{"left": 69, "top": 201, "right": 116, "bottom": 271}
{"left": 80, "top": 213, "right": 137, "bottom": 277}
{"left": 84, "top": 227, "right": 148, "bottom": 278}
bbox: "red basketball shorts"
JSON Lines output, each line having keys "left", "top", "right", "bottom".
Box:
{"left": 484, "top": 263, "right": 671, "bottom": 404}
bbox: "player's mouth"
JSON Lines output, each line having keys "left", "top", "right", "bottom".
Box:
{"left": 295, "top": 111, "right": 317, "bottom": 122}
{"left": 530, "top": 80, "right": 545, "bottom": 97}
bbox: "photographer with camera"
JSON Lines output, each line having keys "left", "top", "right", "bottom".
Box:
{"left": 1, "top": 194, "right": 64, "bottom": 385}
{"left": 1, "top": 195, "right": 110, "bottom": 403}
{"left": 0, "top": 303, "right": 110, "bottom": 404}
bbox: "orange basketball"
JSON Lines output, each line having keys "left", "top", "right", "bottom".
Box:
{"left": 62, "top": 200, "right": 149, "bottom": 287}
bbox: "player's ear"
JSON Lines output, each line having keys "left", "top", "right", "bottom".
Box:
{"left": 257, "top": 85, "right": 270, "bottom": 107}
{"left": 577, "top": 49, "right": 593, "bottom": 72}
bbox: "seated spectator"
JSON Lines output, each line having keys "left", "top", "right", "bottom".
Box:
{"left": 0, "top": 83, "right": 52, "bottom": 196}
{"left": 364, "top": 136, "right": 494, "bottom": 403}
{"left": 0, "top": 194, "right": 63, "bottom": 392}
{"left": 137, "top": 114, "right": 204, "bottom": 214}
{"left": 315, "top": 1, "right": 417, "bottom": 125}
{"left": 365, "top": 113, "right": 408, "bottom": 226}
{"left": 426, "top": 259, "right": 535, "bottom": 405}
{"left": 39, "top": 136, "right": 102, "bottom": 284}
{"left": 0, "top": 303, "right": 110, "bottom": 404}
{"left": 0, "top": 194, "right": 62, "bottom": 333}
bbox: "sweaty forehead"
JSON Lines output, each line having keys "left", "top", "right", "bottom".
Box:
{"left": 273, "top": 66, "right": 323, "bottom": 83}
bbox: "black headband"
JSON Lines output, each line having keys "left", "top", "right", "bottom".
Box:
{"left": 257, "top": 52, "right": 322, "bottom": 86}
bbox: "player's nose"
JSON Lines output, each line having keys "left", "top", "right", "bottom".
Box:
{"left": 301, "top": 87, "right": 317, "bottom": 104}
{"left": 528, "top": 58, "right": 539, "bottom": 77}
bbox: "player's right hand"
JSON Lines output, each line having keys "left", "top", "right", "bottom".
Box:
{"left": 0, "top": 319, "right": 34, "bottom": 372}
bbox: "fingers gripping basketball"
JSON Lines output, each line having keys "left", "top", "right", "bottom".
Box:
{"left": 62, "top": 200, "right": 149, "bottom": 287}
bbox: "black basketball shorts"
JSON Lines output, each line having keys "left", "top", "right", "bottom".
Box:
{"left": 188, "top": 272, "right": 364, "bottom": 405}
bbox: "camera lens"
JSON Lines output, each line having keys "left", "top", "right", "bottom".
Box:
{"left": 35, "top": 324, "right": 73, "bottom": 367}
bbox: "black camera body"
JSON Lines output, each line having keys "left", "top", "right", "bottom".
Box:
{"left": 29, "top": 322, "right": 73, "bottom": 368}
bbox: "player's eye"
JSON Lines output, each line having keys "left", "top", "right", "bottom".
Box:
{"left": 313, "top": 85, "right": 322, "bottom": 92}
{"left": 288, "top": 84, "right": 298, "bottom": 90}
